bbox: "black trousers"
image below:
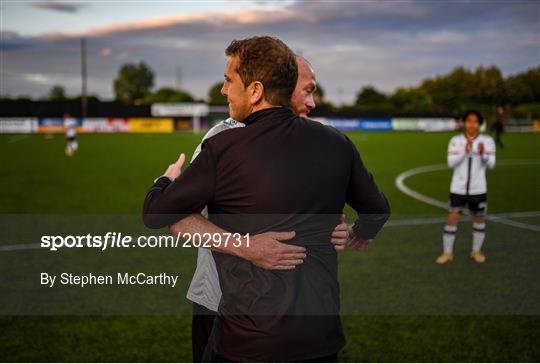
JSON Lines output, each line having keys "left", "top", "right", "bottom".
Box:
{"left": 195, "top": 306, "right": 340, "bottom": 362}
{"left": 212, "top": 352, "right": 338, "bottom": 363}
{"left": 495, "top": 132, "right": 504, "bottom": 148}
{"left": 192, "top": 303, "right": 217, "bottom": 363}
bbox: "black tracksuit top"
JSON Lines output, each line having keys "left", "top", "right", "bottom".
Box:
{"left": 143, "top": 106, "right": 390, "bottom": 361}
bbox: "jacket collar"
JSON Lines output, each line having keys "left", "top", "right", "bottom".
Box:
{"left": 242, "top": 107, "right": 294, "bottom": 127}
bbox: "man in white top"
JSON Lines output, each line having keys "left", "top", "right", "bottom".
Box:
{"left": 165, "top": 56, "right": 351, "bottom": 361}
{"left": 436, "top": 110, "right": 496, "bottom": 265}
{"left": 63, "top": 113, "right": 78, "bottom": 156}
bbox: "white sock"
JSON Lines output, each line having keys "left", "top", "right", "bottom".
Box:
{"left": 443, "top": 225, "right": 457, "bottom": 254}
{"left": 472, "top": 222, "right": 486, "bottom": 252}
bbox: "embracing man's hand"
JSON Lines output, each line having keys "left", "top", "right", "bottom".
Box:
{"left": 331, "top": 213, "right": 349, "bottom": 251}
{"left": 240, "top": 231, "right": 307, "bottom": 270}
{"left": 164, "top": 153, "right": 185, "bottom": 181}
{"left": 348, "top": 230, "right": 372, "bottom": 251}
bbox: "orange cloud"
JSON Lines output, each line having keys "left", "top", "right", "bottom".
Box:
{"left": 38, "top": 7, "right": 309, "bottom": 41}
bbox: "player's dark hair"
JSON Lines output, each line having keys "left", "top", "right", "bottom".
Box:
{"left": 225, "top": 36, "right": 297, "bottom": 107}
{"left": 462, "top": 110, "right": 484, "bottom": 125}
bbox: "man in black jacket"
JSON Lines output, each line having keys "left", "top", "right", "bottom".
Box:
{"left": 143, "top": 36, "right": 390, "bottom": 362}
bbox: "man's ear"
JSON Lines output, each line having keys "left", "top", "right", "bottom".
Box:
{"left": 249, "top": 81, "right": 265, "bottom": 105}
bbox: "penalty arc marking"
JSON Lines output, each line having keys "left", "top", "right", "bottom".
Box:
{"left": 395, "top": 160, "right": 540, "bottom": 232}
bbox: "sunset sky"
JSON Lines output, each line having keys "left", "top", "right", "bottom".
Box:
{"left": 2, "top": 0, "right": 538, "bottom": 104}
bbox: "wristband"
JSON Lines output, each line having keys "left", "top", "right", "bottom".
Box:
{"left": 153, "top": 175, "right": 173, "bottom": 184}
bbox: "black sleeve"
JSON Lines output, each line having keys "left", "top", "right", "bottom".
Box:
{"left": 345, "top": 136, "right": 390, "bottom": 240}
{"left": 142, "top": 142, "right": 216, "bottom": 229}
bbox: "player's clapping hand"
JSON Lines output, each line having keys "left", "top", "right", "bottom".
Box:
{"left": 478, "top": 142, "right": 484, "bottom": 155}
{"left": 164, "top": 153, "right": 186, "bottom": 180}
{"left": 465, "top": 139, "right": 472, "bottom": 153}
{"left": 331, "top": 213, "right": 349, "bottom": 251}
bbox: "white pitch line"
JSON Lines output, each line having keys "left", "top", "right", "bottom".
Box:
{"left": 385, "top": 217, "right": 448, "bottom": 227}
{"left": 395, "top": 164, "right": 448, "bottom": 210}
{"left": 487, "top": 216, "right": 540, "bottom": 232}
{"left": 491, "top": 211, "right": 540, "bottom": 219}
{"left": 2, "top": 210, "right": 539, "bottom": 252}
{"left": 0, "top": 243, "right": 41, "bottom": 252}
{"left": 385, "top": 211, "right": 540, "bottom": 228}
{"left": 395, "top": 160, "right": 540, "bottom": 232}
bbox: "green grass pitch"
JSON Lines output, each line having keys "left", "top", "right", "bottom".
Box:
{"left": 0, "top": 131, "right": 539, "bottom": 361}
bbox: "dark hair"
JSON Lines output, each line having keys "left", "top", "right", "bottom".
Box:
{"left": 225, "top": 36, "right": 297, "bottom": 107}
{"left": 462, "top": 110, "right": 484, "bottom": 125}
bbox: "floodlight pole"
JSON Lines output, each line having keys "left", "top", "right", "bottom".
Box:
{"left": 176, "top": 65, "right": 182, "bottom": 91}
{"left": 81, "top": 37, "right": 88, "bottom": 119}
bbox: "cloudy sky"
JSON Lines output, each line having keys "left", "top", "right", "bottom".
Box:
{"left": 1, "top": 0, "right": 539, "bottom": 104}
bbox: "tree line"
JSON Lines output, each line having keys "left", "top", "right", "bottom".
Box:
{"left": 349, "top": 65, "right": 539, "bottom": 118}
{"left": 4, "top": 62, "right": 539, "bottom": 118}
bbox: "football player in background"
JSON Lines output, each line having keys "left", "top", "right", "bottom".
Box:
{"left": 491, "top": 106, "right": 505, "bottom": 149}
{"left": 64, "top": 113, "right": 78, "bottom": 156}
{"left": 437, "top": 110, "right": 496, "bottom": 264}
